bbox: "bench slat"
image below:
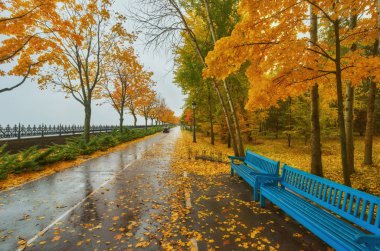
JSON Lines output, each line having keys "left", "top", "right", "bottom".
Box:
{"left": 264, "top": 187, "right": 363, "bottom": 237}
{"left": 261, "top": 186, "right": 369, "bottom": 251}
{"left": 280, "top": 165, "right": 380, "bottom": 235}
{"left": 260, "top": 164, "right": 380, "bottom": 250}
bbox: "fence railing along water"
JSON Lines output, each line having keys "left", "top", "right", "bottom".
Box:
{"left": 0, "top": 124, "right": 153, "bottom": 140}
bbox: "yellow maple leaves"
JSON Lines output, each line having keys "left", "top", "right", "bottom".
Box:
{"left": 203, "top": 0, "right": 379, "bottom": 111}
{"left": 0, "top": 0, "right": 61, "bottom": 80}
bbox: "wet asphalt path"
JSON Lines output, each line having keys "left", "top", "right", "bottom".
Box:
{"left": 0, "top": 127, "right": 329, "bottom": 251}
{"left": 187, "top": 174, "right": 328, "bottom": 250}
{"left": 0, "top": 128, "right": 180, "bottom": 251}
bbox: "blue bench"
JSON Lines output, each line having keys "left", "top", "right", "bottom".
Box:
{"left": 229, "top": 150, "right": 280, "bottom": 201}
{"left": 259, "top": 164, "right": 380, "bottom": 251}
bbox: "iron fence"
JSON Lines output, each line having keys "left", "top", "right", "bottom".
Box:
{"left": 0, "top": 124, "right": 152, "bottom": 140}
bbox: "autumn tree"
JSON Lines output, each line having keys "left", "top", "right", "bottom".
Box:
{"left": 131, "top": 0, "right": 246, "bottom": 156}
{"left": 364, "top": 1, "right": 380, "bottom": 165}
{"left": 38, "top": 0, "right": 133, "bottom": 142}
{"left": 308, "top": 3, "right": 323, "bottom": 176}
{"left": 101, "top": 45, "right": 142, "bottom": 133}
{"left": 0, "top": 0, "right": 61, "bottom": 93}
{"left": 204, "top": 0, "right": 377, "bottom": 185}
{"left": 303, "top": 0, "right": 375, "bottom": 185}
{"left": 124, "top": 69, "right": 154, "bottom": 126}
{"left": 152, "top": 97, "right": 171, "bottom": 125}
{"left": 174, "top": 38, "right": 220, "bottom": 145}
{"left": 137, "top": 88, "right": 158, "bottom": 130}
{"left": 182, "top": 108, "right": 193, "bottom": 126}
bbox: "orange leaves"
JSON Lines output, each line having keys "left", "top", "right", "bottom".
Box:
{"left": 51, "top": 235, "right": 61, "bottom": 242}
{"left": 204, "top": 0, "right": 376, "bottom": 112}
{"left": 0, "top": 0, "right": 61, "bottom": 80}
{"left": 183, "top": 108, "right": 193, "bottom": 125}
{"left": 100, "top": 43, "right": 161, "bottom": 122}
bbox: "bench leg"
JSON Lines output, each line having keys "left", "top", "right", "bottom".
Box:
{"left": 253, "top": 182, "right": 260, "bottom": 202}
{"left": 230, "top": 168, "right": 234, "bottom": 177}
{"left": 260, "top": 194, "right": 266, "bottom": 208}
{"left": 253, "top": 189, "right": 259, "bottom": 202}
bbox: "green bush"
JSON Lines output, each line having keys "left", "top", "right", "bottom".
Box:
{"left": 0, "top": 127, "right": 164, "bottom": 180}
{"left": 0, "top": 145, "right": 15, "bottom": 180}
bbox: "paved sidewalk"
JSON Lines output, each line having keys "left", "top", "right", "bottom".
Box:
{"left": 0, "top": 129, "right": 180, "bottom": 250}
{"left": 0, "top": 127, "right": 327, "bottom": 250}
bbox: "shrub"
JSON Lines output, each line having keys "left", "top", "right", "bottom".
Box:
{"left": 0, "top": 126, "right": 164, "bottom": 179}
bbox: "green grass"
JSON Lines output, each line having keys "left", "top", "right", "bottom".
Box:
{"left": 0, "top": 127, "right": 163, "bottom": 180}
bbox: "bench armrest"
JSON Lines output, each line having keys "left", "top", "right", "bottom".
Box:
{"left": 228, "top": 156, "right": 245, "bottom": 164}
{"left": 355, "top": 234, "right": 380, "bottom": 248}
{"left": 250, "top": 172, "right": 276, "bottom": 177}
{"left": 253, "top": 175, "right": 282, "bottom": 192}
{"left": 255, "top": 175, "right": 282, "bottom": 184}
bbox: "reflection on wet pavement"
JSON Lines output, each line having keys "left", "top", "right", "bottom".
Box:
{"left": 0, "top": 129, "right": 176, "bottom": 250}
{"left": 0, "top": 127, "right": 328, "bottom": 250}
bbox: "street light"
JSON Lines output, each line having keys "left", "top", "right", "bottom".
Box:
{"left": 192, "top": 101, "right": 196, "bottom": 143}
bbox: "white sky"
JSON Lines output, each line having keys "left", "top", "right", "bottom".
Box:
{"left": 0, "top": 0, "right": 186, "bottom": 126}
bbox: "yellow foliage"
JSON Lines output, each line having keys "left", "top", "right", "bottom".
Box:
{"left": 204, "top": 0, "right": 378, "bottom": 111}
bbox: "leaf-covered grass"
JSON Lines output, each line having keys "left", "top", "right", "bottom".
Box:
{"left": 177, "top": 130, "right": 380, "bottom": 196}
{"left": 0, "top": 127, "right": 163, "bottom": 180}
{"left": 246, "top": 137, "right": 380, "bottom": 196}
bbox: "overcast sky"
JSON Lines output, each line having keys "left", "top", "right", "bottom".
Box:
{"left": 0, "top": 0, "right": 186, "bottom": 126}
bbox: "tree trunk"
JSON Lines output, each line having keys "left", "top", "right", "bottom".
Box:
{"left": 207, "top": 83, "right": 215, "bottom": 145}
{"left": 151, "top": 118, "right": 154, "bottom": 126}
{"left": 364, "top": 79, "right": 376, "bottom": 165}
{"left": 227, "top": 133, "right": 231, "bottom": 148}
{"left": 334, "top": 20, "right": 351, "bottom": 187}
{"left": 309, "top": 4, "right": 323, "bottom": 177}
{"left": 345, "top": 84, "right": 355, "bottom": 174}
{"left": 83, "top": 103, "right": 91, "bottom": 143}
{"left": 275, "top": 115, "right": 279, "bottom": 139}
{"left": 364, "top": 3, "right": 379, "bottom": 165}
{"left": 202, "top": 0, "right": 241, "bottom": 155}
{"left": 119, "top": 115, "right": 124, "bottom": 134}
{"left": 145, "top": 116, "right": 148, "bottom": 131}
{"left": 311, "top": 84, "right": 323, "bottom": 176}
{"left": 132, "top": 113, "right": 137, "bottom": 126}
{"left": 287, "top": 97, "right": 292, "bottom": 148}
{"left": 223, "top": 79, "right": 245, "bottom": 156}
{"left": 212, "top": 80, "right": 239, "bottom": 155}
{"left": 345, "top": 12, "right": 357, "bottom": 175}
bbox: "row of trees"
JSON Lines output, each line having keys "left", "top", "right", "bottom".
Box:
{"left": 131, "top": 0, "right": 379, "bottom": 186}
{"left": 0, "top": 0, "right": 178, "bottom": 142}
{"left": 203, "top": 0, "right": 379, "bottom": 186}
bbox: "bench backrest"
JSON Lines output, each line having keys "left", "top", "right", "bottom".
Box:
{"left": 281, "top": 164, "right": 380, "bottom": 235}
{"left": 245, "top": 150, "right": 280, "bottom": 175}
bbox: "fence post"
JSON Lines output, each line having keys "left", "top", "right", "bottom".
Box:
{"left": 18, "top": 123, "right": 21, "bottom": 139}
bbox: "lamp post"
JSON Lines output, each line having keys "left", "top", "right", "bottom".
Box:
{"left": 192, "top": 101, "right": 196, "bottom": 143}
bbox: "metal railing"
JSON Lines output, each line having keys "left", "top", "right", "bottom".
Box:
{"left": 0, "top": 124, "right": 153, "bottom": 140}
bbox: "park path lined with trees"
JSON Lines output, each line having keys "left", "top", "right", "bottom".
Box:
{"left": 151, "top": 0, "right": 380, "bottom": 187}
{"left": 0, "top": 128, "right": 328, "bottom": 251}
{"left": 0, "top": 0, "right": 178, "bottom": 142}
{"left": 1, "top": 0, "right": 378, "bottom": 187}
{"left": 1, "top": 0, "right": 380, "bottom": 250}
